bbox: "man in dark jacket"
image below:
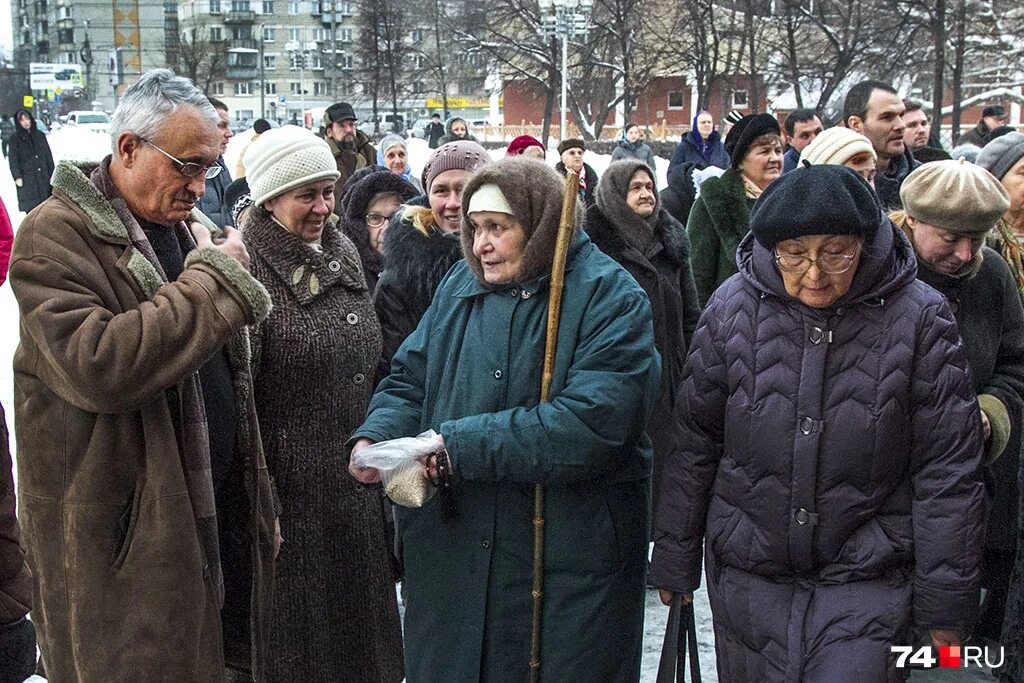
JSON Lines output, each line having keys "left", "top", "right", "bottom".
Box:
{"left": 197, "top": 97, "right": 234, "bottom": 228}
{"left": 843, "top": 80, "right": 919, "bottom": 209}
{"left": 323, "top": 101, "right": 376, "bottom": 195}
{"left": 781, "top": 108, "right": 822, "bottom": 172}
{"left": 586, "top": 159, "right": 701, "bottom": 524}
{"left": 899, "top": 160, "right": 1024, "bottom": 645}
{"left": 0, "top": 114, "right": 14, "bottom": 157}
{"left": 425, "top": 112, "right": 444, "bottom": 149}
{"left": 959, "top": 105, "right": 1008, "bottom": 148}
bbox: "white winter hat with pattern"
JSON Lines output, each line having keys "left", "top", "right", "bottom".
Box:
{"left": 244, "top": 125, "right": 340, "bottom": 207}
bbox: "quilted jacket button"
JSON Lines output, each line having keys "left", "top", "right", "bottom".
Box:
{"left": 799, "top": 416, "right": 814, "bottom": 435}
{"left": 795, "top": 508, "right": 811, "bottom": 525}
{"left": 347, "top": 313, "right": 359, "bottom": 325}
{"left": 809, "top": 327, "right": 825, "bottom": 344}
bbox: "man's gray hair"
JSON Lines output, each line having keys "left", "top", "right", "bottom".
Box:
{"left": 109, "top": 69, "right": 218, "bottom": 152}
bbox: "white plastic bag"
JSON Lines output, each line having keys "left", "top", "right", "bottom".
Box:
{"left": 352, "top": 430, "right": 442, "bottom": 508}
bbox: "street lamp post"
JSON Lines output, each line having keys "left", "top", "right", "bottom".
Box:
{"left": 286, "top": 38, "right": 318, "bottom": 126}
{"left": 537, "top": 0, "right": 593, "bottom": 140}
{"left": 259, "top": 23, "right": 265, "bottom": 120}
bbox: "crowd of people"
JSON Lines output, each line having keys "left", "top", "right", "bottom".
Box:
{"left": 2, "top": 67, "right": 1024, "bottom": 683}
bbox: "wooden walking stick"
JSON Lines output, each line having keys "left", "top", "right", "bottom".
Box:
{"left": 528, "top": 169, "right": 580, "bottom": 683}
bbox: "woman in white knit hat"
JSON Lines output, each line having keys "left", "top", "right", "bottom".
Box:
{"left": 240, "top": 125, "right": 405, "bottom": 681}
{"left": 799, "top": 126, "right": 878, "bottom": 186}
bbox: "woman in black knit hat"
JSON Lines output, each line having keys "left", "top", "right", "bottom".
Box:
{"left": 686, "top": 112, "right": 783, "bottom": 305}
{"left": 652, "top": 164, "right": 986, "bottom": 682}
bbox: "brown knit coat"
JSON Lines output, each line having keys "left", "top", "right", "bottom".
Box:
{"left": 244, "top": 208, "right": 403, "bottom": 682}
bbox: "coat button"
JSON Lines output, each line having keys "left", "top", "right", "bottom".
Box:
{"left": 493, "top": 370, "right": 502, "bottom": 379}
{"left": 510, "top": 288, "right": 519, "bottom": 298}
{"left": 521, "top": 290, "right": 531, "bottom": 299}
{"left": 809, "top": 327, "right": 824, "bottom": 344}
{"left": 346, "top": 313, "right": 359, "bottom": 325}
{"left": 480, "top": 539, "right": 490, "bottom": 549}
{"left": 794, "top": 508, "right": 810, "bottom": 525}
{"left": 799, "top": 416, "right": 815, "bottom": 435}
{"left": 353, "top": 373, "right": 365, "bottom": 385}
{"left": 328, "top": 260, "right": 341, "bottom": 272}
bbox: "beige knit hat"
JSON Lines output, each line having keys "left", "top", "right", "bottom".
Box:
{"left": 244, "top": 125, "right": 340, "bottom": 207}
{"left": 900, "top": 158, "right": 1010, "bottom": 234}
{"left": 799, "top": 127, "right": 876, "bottom": 168}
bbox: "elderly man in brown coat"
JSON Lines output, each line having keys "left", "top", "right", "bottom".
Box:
{"left": 8, "top": 69, "right": 279, "bottom": 681}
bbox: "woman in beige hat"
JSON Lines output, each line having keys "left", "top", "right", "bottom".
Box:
{"left": 895, "top": 158, "right": 1024, "bottom": 650}
{"left": 799, "top": 126, "right": 878, "bottom": 186}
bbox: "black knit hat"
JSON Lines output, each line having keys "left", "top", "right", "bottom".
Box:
{"left": 982, "top": 105, "right": 1006, "bottom": 119}
{"left": 749, "top": 165, "right": 882, "bottom": 249}
{"left": 325, "top": 101, "right": 357, "bottom": 123}
{"left": 558, "top": 138, "right": 585, "bottom": 155}
{"left": 725, "top": 113, "right": 781, "bottom": 169}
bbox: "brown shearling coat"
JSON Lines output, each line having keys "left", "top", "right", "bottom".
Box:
{"left": 9, "top": 160, "right": 278, "bottom": 681}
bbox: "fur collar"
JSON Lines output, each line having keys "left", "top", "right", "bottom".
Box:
{"left": 696, "top": 168, "right": 751, "bottom": 240}
{"left": 586, "top": 204, "right": 687, "bottom": 267}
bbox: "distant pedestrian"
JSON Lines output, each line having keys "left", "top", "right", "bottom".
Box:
{"left": 437, "top": 116, "right": 478, "bottom": 145}
{"left": 425, "top": 112, "right": 445, "bottom": 149}
{"left": 668, "top": 111, "right": 729, "bottom": 178}
{"left": 0, "top": 114, "right": 14, "bottom": 157}
{"left": 197, "top": 97, "right": 234, "bottom": 228}
{"left": 781, "top": 108, "right": 823, "bottom": 172}
{"left": 959, "top": 105, "right": 1008, "bottom": 148}
{"left": 555, "top": 138, "right": 599, "bottom": 207}
{"left": 323, "top": 101, "right": 376, "bottom": 190}
{"left": 506, "top": 134, "right": 546, "bottom": 160}
{"left": 611, "top": 123, "right": 657, "bottom": 172}
{"left": 902, "top": 99, "right": 933, "bottom": 155}
{"left": 376, "top": 134, "right": 423, "bottom": 193}
{"left": 7, "top": 109, "right": 54, "bottom": 213}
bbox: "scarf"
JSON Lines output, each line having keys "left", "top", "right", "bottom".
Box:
{"left": 996, "top": 217, "right": 1024, "bottom": 298}
{"left": 742, "top": 175, "right": 764, "bottom": 199}
{"left": 90, "top": 159, "right": 224, "bottom": 605}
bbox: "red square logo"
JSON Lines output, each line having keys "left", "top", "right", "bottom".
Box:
{"left": 939, "top": 646, "right": 961, "bottom": 668}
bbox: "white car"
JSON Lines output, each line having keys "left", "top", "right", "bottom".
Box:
{"left": 65, "top": 111, "right": 111, "bottom": 134}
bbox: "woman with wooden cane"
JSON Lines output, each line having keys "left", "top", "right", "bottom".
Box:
{"left": 349, "top": 157, "right": 661, "bottom": 682}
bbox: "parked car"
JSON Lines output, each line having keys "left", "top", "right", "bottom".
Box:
{"left": 65, "top": 110, "right": 110, "bottom": 134}
{"left": 409, "top": 118, "right": 432, "bottom": 139}
{"left": 358, "top": 113, "right": 406, "bottom": 137}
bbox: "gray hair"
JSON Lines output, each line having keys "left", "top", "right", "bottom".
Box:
{"left": 109, "top": 69, "right": 219, "bottom": 152}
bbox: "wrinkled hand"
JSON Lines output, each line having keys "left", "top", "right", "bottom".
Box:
{"left": 930, "top": 628, "right": 962, "bottom": 650}
{"left": 418, "top": 434, "right": 447, "bottom": 480}
{"left": 981, "top": 410, "right": 992, "bottom": 441}
{"left": 659, "top": 589, "right": 693, "bottom": 606}
{"left": 190, "top": 223, "right": 251, "bottom": 270}
{"left": 14, "top": 178, "right": 21, "bottom": 187}
{"left": 349, "top": 438, "right": 381, "bottom": 484}
{"left": 273, "top": 518, "right": 283, "bottom": 559}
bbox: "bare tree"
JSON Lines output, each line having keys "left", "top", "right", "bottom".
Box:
{"left": 176, "top": 16, "right": 229, "bottom": 94}
{"left": 355, "top": 0, "right": 408, "bottom": 133}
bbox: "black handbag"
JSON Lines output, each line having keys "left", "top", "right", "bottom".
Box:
{"left": 656, "top": 594, "right": 702, "bottom": 683}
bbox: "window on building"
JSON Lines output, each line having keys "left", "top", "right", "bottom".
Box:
{"left": 338, "top": 1, "right": 351, "bottom": 13}
{"left": 57, "top": 28, "right": 73, "bottom": 43}
{"left": 314, "top": 82, "right": 326, "bottom": 95}
{"left": 228, "top": 52, "right": 257, "bottom": 67}
{"left": 667, "top": 91, "right": 684, "bottom": 110}
{"left": 57, "top": 5, "right": 71, "bottom": 19}
{"left": 211, "top": 82, "right": 225, "bottom": 95}
{"left": 234, "top": 82, "right": 253, "bottom": 95}
{"left": 413, "top": 53, "right": 426, "bottom": 69}
{"left": 263, "top": 54, "right": 276, "bottom": 69}
{"left": 309, "top": 53, "right": 322, "bottom": 69}
{"left": 231, "top": 27, "right": 249, "bottom": 39}
{"left": 410, "top": 29, "right": 422, "bottom": 42}
{"left": 287, "top": 0, "right": 299, "bottom": 14}
{"left": 264, "top": 82, "right": 277, "bottom": 94}
{"left": 209, "top": 0, "right": 221, "bottom": 13}
{"left": 209, "top": 26, "right": 223, "bottom": 41}
{"left": 263, "top": 26, "right": 275, "bottom": 41}
{"left": 732, "top": 89, "right": 749, "bottom": 108}
{"left": 338, "top": 27, "right": 351, "bottom": 42}
{"left": 338, "top": 54, "right": 353, "bottom": 69}
{"left": 312, "top": 27, "right": 326, "bottom": 41}
{"left": 262, "top": 0, "right": 274, "bottom": 12}
{"left": 231, "top": 1, "right": 250, "bottom": 11}
{"left": 289, "top": 82, "right": 304, "bottom": 95}
{"left": 412, "top": 80, "right": 424, "bottom": 93}
{"left": 288, "top": 27, "right": 301, "bottom": 41}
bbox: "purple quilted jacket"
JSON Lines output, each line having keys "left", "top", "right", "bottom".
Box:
{"left": 650, "top": 222, "right": 986, "bottom": 681}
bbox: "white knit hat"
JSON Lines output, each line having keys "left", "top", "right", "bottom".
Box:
{"left": 467, "top": 184, "right": 513, "bottom": 215}
{"left": 243, "top": 125, "right": 340, "bottom": 206}
{"left": 799, "top": 127, "right": 876, "bottom": 168}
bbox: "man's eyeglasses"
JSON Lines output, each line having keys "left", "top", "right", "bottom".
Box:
{"left": 774, "top": 245, "right": 860, "bottom": 275}
{"left": 366, "top": 213, "right": 394, "bottom": 229}
{"left": 141, "top": 137, "right": 222, "bottom": 179}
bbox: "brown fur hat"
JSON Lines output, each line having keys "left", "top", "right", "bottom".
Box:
{"left": 460, "top": 157, "right": 582, "bottom": 284}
